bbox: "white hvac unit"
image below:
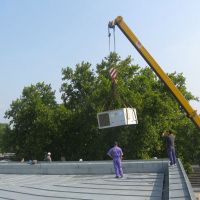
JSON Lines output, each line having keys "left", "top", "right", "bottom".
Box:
{"left": 97, "top": 108, "right": 138, "bottom": 129}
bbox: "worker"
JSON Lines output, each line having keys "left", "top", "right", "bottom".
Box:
{"left": 162, "top": 130, "right": 177, "bottom": 166}
{"left": 107, "top": 142, "right": 123, "bottom": 178}
{"left": 44, "top": 152, "right": 52, "bottom": 162}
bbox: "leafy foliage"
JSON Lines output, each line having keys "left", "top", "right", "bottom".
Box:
{"left": 0, "top": 123, "right": 8, "bottom": 152}
{"left": 2, "top": 53, "right": 200, "bottom": 167}
{"left": 4, "top": 82, "right": 59, "bottom": 160}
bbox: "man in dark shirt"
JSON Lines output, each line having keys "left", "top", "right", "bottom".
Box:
{"left": 162, "top": 130, "right": 177, "bottom": 166}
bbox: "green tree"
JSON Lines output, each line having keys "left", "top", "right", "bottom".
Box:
{"left": 3, "top": 52, "right": 199, "bottom": 166}
{"left": 0, "top": 123, "right": 8, "bottom": 152}
{"left": 60, "top": 52, "right": 199, "bottom": 163}
{"left": 61, "top": 62, "right": 102, "bottom": 160}
{"left": 5, "top": 82, "right": 58, "bottom": 160}
{"left": 0, "top": 124, "right": 16, "bottom": 155}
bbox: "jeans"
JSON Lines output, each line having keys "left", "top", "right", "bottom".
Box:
{"left": 167, "top": 146, "right": 176, "bottom": 165}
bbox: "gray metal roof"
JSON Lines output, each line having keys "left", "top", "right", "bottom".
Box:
{"left": 0, "top": 173, "right": 163, "bottom": 200}
{"left": 0, "top": 159, "right": 196, "bottom": 200}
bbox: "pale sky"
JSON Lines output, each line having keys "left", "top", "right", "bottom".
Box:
{"left": 0, "top": 0, "right": 200, "bottom": 123}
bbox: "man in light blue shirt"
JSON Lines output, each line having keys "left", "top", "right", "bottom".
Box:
{"left": 107, "top": 142, "right": 123, "bottom": 178}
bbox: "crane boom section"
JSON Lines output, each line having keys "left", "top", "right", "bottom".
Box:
{"left": 110, "top": 16, "right": 200, "bottom": 129}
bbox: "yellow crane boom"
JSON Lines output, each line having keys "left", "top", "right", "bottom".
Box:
{"left": 108, "top": 16, "right": 200, "bottom": 129}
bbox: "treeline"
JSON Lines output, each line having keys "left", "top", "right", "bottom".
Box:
{"left": 0, "top": 53, "right": 199, "bottom": 169}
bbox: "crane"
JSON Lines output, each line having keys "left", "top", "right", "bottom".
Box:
{"left": 108, "top": 16, "right": 200, "bottom": 130}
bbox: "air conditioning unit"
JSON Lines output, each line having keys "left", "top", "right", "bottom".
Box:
{"left": 97, "top": 108, "right": 138, "bottom": 129}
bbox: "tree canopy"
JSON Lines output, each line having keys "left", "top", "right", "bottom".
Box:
{"left": 2, "top": 53, "right": 200, "bottom": 168}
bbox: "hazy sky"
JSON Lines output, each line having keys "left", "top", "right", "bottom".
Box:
{"left": 1, "top": 0, "right": 200, "bottom": 123}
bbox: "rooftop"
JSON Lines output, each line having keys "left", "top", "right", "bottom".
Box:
{"left": 0, "top": 159, "right": 196, "bottom": 200}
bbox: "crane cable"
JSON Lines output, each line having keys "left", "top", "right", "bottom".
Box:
{"left": 113, "top": 26, "right": 116, "bottom": 52}
{"left": 108, "top": 24, "right": 132, "bottom": 113}
{"left": 107, "top": 25, "right": 117, "bottom": 110}
{"left": 108, "top": 26, "right": 111, "bottom": 52}
{"left": 108, "top": 25, "right": 116, "bottom": 52}
{"left": 108, "top": 24, "right": 131, "bottom": 114}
